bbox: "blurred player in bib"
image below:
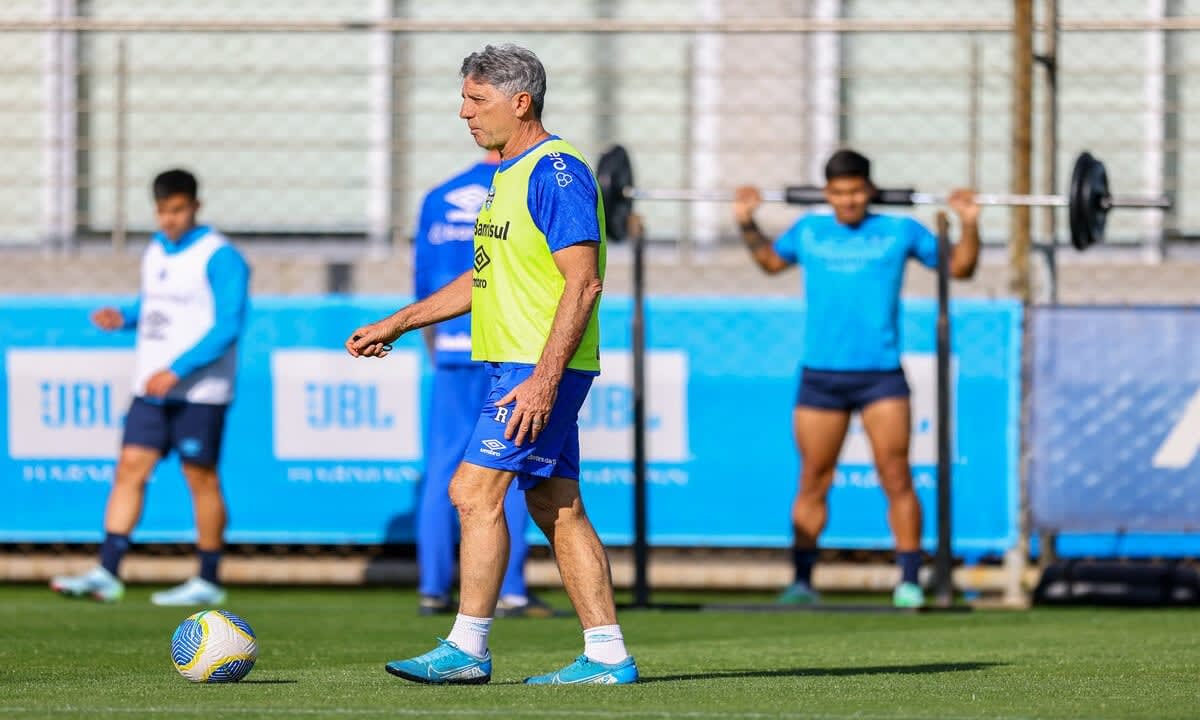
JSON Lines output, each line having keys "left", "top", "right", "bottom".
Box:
{"left": 347, "top": 44, "right": 636, "bottom": 685}
{"left": 50, "top": 169, "right": 250, "bottom": 606}
{"left": 413, "top": 150, "right": 551, "bottom": 619}
{"left": 735, "top": 150, "right": 980, "bottom": 609}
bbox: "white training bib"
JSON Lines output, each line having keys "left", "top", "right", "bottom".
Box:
{"left": 133, "top": 229, "right": 237, "bottom": 404}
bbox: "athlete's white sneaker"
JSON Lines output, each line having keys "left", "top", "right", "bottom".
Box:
{"left": 50, "top": 565, "right": 125, "bottom": 602}
{"left": 151, "top": 577, "right": 227, "bottom": 606}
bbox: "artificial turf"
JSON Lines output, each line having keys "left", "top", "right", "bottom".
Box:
{"left": 1, "top": 585, "right": 1197, "bottom": 719}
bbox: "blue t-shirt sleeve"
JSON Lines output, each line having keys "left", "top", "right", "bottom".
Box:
{"left": 527, "top": 153, "right": 601, "bottom": 252}
{"left": 169, "top": 245, "right": 251, "bottom": 379}
{"left": 773, "top": 216, "right": 808, "bottom": 266}
{"left": 119, "top": 297, "right": 141, "bottom": 329}
{"left": 412, "top": 195, "right": 436, "bottom": 300}
{"left": 907, "top": 217, "right": 940, "bottom": 269}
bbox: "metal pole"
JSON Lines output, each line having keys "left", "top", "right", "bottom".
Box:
{"left": 1037, "top": 0, "right": 1059, "bottom": 303}
{"left": 1010, "top": 0, "right": 1034, "bottom": 302}
{"left": 113, "top": 37, "right": 128, "bottom": 254}
{"left": 1142, "top": 0, "right": 1167, "bottom": 262}
{"left": 934, "top": 211, "right": 954, "bottom": 609}
{"left": 631, "top": 221, "right": 649, "bottom": 608}
{"left": 967, "top": 35, "right": 981, "bottom": 191}
{"left": 365, "top": 0, "right": 393, "bottom": 256}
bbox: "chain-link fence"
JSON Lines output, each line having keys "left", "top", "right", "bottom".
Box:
{"left": 3, "top": 1, "right": 1195, "bottom": 261}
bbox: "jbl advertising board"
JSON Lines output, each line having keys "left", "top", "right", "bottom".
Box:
{"left": 0, "top": 296, "right": 1021, "bottom": 553}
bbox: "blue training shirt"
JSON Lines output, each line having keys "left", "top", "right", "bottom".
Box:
{"left": 774, "top": 212, "right": 939, "bottom": 371}
{"left": 413, "top": 160, "right": 499, "bottom": 367}
{"left": 495, "top": 135, "right": 602, "bottom": 253}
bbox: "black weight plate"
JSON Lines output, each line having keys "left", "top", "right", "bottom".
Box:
{"left": 596, "top": 145, "right": 634, "bottom": 242}
{"left": 1069, "top": 151, "right": 1109, "bottom": 250}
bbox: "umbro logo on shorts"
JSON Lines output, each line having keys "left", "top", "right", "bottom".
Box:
{"left": 480, "top": 438, "right": 506, "bottom": 457}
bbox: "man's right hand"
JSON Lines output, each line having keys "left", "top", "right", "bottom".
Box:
{"left": 91, "top": 307, "right": 125, "bottom": 331}
{"left": 345, "top": 318, "right": 403, "bottom": 358}
{"left": 733, "top": 186, "right": 763, "bottom": 226}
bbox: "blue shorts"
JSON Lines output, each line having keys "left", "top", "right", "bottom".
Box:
{"left": 122, "top": 397, "right": 229, "bottom": 467}
{"left": 795, "top": 367, "right": 910, "bottom": 412}
{"left": 461, "top": 363, "right": 594, "bottom": 489}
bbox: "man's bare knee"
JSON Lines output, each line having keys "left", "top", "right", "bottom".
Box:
{"left": 182, "top": 464, "right": 219, "bottom": 492}
{"left": 798, "top": 467, "right": 836, "bottom": 500}
{"left": 114, "top": 447, "right": 158, "bottom": 487}
{"left": 525, "top": 480, "right": 585, "bottom": 531}
{"left": 876, "top": 457, "right": 914, "bottom": 498}
{"left": 449, "top": 468, "right": 509, "bottom": 523}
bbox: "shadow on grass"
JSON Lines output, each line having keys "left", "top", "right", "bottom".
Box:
{"left": 237, "top": 679, "right": 299, "bottom": 684}
{"left": 640, "top": 661, "right": 1005, "bottom": 684}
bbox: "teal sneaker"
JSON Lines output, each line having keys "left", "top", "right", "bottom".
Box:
{"left": 151, "top": 577, "right": 227, "bottom": 607}
{"left": 893, "top": 581, "right": 926, "bottom": 608}
{"left": 524, "top": 655, "right": 639, "bottom": 685}
{"left": 776, "top": 581, "right": 820, "bottom": 605}
{"left": 50, "top": 566, "right": 124, "bottom": 602}
{"left": 385, "top": 639, "right": 491, "bottom": 685}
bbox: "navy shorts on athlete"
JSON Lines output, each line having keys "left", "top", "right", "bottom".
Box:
{"left": 461, "top": 362, "right": 594, "bottom": 489}
{"left": 795, "top": 367, "right": 910, "bottom": 412}
{"left": 121, "top": 396, "right": 229, "bottom": 467}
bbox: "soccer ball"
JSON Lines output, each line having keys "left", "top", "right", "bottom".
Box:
{"left": 170, "top": 610, "right": 258, "bottom": 683}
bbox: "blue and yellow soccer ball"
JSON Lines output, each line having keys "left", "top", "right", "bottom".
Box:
{"left": 170, "top": 610, "right": 258, "bottom": 683}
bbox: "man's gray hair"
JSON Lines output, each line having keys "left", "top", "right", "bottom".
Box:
{"left": 460, "top": 44, "right": 547, "bottom": 119}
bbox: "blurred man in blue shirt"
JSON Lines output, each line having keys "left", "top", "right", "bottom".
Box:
{"left": 412, "top": 151, "right": 549, "bottom": 618}
{"left": 734, "top": 150, "right": 980, "bottom": 608}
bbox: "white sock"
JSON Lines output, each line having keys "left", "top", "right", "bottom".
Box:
{"left": 583, "top": 624, "right": 628, "bottom": 664}
{"left": 446, "top": 613, "right": 492, "bottom": 659}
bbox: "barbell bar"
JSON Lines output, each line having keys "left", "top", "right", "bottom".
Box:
{"left": 596, "top": 146, "right": 1172, "bottom": 251}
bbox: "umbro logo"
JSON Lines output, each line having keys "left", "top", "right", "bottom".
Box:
{"left": 480, "top": 438, "right": 506, "bottom": 458}
{"left": 474, "top": 246, "right": 491, "bottom": 272}
{"left": 444, "top": 184, "right": 489, "bottom": 222}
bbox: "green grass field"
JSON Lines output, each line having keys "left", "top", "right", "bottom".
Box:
{"left": 2, "top": 585, "right": 1197, "bottom": 719}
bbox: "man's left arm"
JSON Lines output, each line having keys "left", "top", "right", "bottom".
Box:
{"left": 537, "top": 243, "right": 603, "bottom": 382}
{"left": 146, "top": 246, "right": 250, "bottom": 397}
{"left": 499, "top": 243, "right": 602, "bottom": 447}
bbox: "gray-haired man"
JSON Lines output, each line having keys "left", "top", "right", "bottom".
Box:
{"left": 347, "top": 44, "right": 637, "bottom": 685}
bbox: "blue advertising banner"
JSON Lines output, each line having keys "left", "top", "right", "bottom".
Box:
{"left": 1, "top": 296, "right": 1022, "bottom": 554}
{"left": 1031, "top": 306, "right": 1200, "bottom": 535}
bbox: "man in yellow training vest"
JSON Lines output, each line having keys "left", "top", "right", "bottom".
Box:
{"left": 346, "top": 44, "right": 636, "bottom": 686}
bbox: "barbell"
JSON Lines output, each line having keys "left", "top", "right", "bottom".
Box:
{"left": 595, "top": 145, "right": 1171, "bottom": 250}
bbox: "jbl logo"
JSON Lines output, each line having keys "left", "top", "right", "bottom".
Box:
{"left": 304, "top": 382, "right": 394, "bottom": 430}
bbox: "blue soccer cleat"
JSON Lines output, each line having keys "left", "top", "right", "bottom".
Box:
{"left": 524, "top": 655, "right": 639, "bottom": 685}
{"left": 776, "top": 581, "right": 820, "bottom": 605}
{"left": 151, "top": 577, "right": 227, "bottom": 607}
{"left": 385, "top": 639, "right": 491, "bottom": 685}
{"left": 50, "top": 565, "right": 125, "bottom": 602}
